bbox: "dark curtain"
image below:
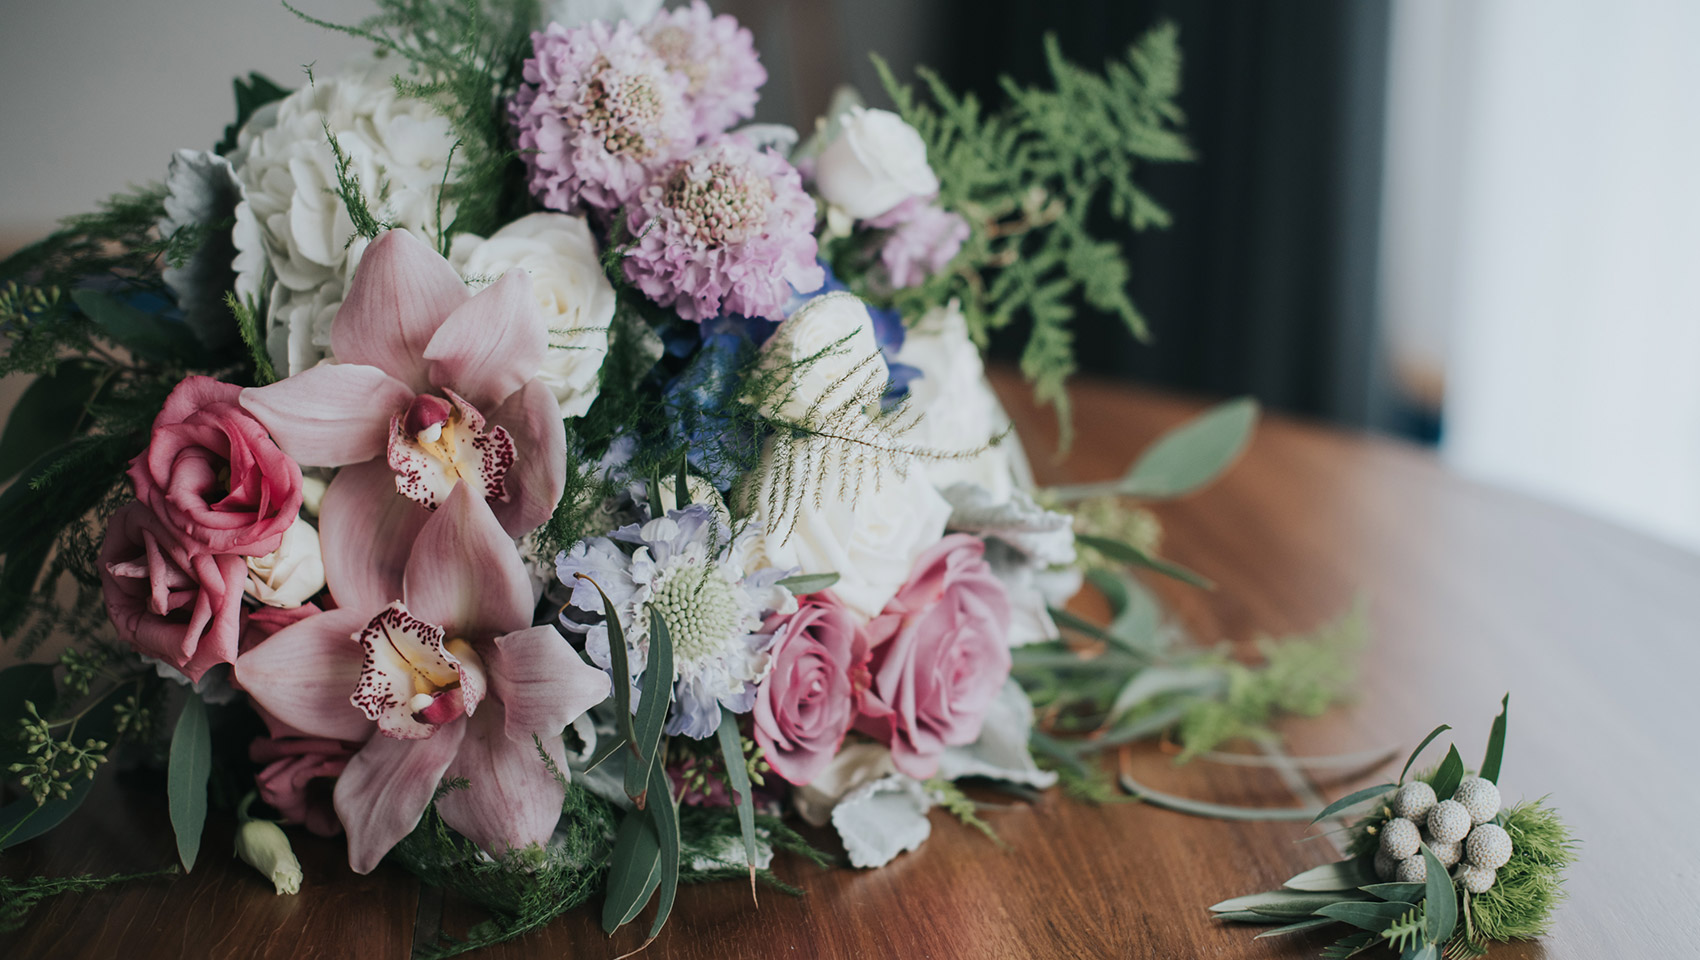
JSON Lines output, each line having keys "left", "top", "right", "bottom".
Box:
{"left": 936, "top": 0, "right": 1395, "bottom": 430}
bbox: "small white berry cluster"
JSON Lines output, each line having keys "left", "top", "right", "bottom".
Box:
{"left": 1374, "top": 777, "right": 1513, "bottom": 892}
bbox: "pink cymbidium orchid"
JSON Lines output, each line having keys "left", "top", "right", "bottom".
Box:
{"left": 234, "top": 484, "right": 610, "bottom": 872}
{"left": 239, "top": 228, "right": 566, "bottom": 614}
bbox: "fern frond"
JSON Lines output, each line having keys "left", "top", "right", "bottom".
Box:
{"left": 1382, "top": 903, "right": 1427, "bottom": 953}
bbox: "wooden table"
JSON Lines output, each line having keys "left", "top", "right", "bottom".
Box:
{"left": 9, "top": 372, "right": 1699, "bottom": 959}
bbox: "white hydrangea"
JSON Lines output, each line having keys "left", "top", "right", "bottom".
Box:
{"left": 449, "top": 213, "right": 614, "bottom": 417}
{"left": 232, "top": 61, "right": 459, "bottom": 376}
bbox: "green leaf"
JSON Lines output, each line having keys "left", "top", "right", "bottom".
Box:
{"left": 625, "top": 609, "right": 673, "bottom": 805}
{"left": 1428, "top": 745, "right": 1465, "bottom": 801}
{"left": 1360, "top": 882, "right": 1426, "bottom": 903}
{"left": 1121, "top": 396, "right": 1258, "bottom": 498}
{"left": 1109, "top": 665, "right": 1222, "bottom": 721}
{"left": 1480, "top": 694, "right": 1509, "bottom": 785}
{"left": 1407, "top": 945, "right": 1439, "bottom": 960}
{"left": 70, "top": 289, "right": 207, "bottom": 365}
{"left": 1310, "top": 783, "right": 1396, "bottom": 825}
{"left": 1316, "top": 900, "right": 1418, "bottom": 932}
{"left": 1254, "top": 917, "right": 1338, "bottom": 938}
{"left": 0, "top": 362, "right": 103, "bottom": 484}
{"left": 1084, "top": 566, "right": 1130, "bottom": 616}
{"left": 1075, "top": 533, "right": 1214, "bottom": 589}
{"left": 1211, "top": 889, "right": 1364, "bottom": 917}
{"left": 1399, "top": 725, "right": 1452, "bottom": 784}
{"left": 577, "top": 577, "right": 635, "bottom": 747}
{"left": 216, "top": 72, "right": 290, "bottom": 156}
{"left": 715, "top": 711, "right": 758, "bottom": 891}
{"left": 600, "top": 807, "right": 662, "bottom": 932}
{"left": 776, "top": 572, "right": 840, "bottom": 595}
{"left": 1284, "top": 857, "right": 1378, "bottom": 892}
{"left": 645, "top": 754, "right": 680, "bottom": 938}
{"left": 1419, "top": 843, "right": 1456, "bottom": 943}
{"left": 167, "top": 694, "right": 212, "bottom": 871}
{"left": 674, "top": 455, "right": 691, "bottom": 509}
{"left": 0, "top": 772, "right": 95, "bottom": 849}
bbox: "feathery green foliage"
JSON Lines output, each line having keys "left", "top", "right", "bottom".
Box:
{"left": 0, "top": 867, "right": 178, "bottom": 933}
{"left": 872, "top": 25, "right": 1191, "bottom": 444}
{"left": 925, "top": 778, "right": 1007, "bottom": 847}
{"left": 1470, "top": 800, "right": 1576, "bottom": 942}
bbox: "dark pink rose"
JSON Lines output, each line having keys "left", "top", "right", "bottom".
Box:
{"left": 250, "top": 735, "right": 357, "bottom": 837}
{"left": 753, "top": 591, "right": 868, "bottom": 787}
{"left": 98, "top": 501, "right": 247, "bottom": 682}
{"left": 853, "top": 534, "right": 1012, "bottom": 779}
{"left": 128, "top": 375, "right": 303, "bottom": 557}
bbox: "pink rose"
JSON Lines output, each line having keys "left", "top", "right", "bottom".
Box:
{"left": 98, "top": 501, "right": 248, "bottom": 682}
{"left": 853, "top": 534, "right": 1012, "bottom": 779}
{"left": 250, "top": 735, "right": 358, "bottom": 837}
{"left": 753, "top": 592, "right": 869, "bottom": 787}
{"left": 128, "top": 375, "right": 303, "bottom": 557}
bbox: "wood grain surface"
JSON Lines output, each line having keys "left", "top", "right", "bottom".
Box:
{"left": 7, "top": 370, "right": 1698, "bottom": 959}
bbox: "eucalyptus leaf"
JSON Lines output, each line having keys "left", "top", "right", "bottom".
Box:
{"left": 1254, "top": 917, "right": 1338, "bottom": 938}
{"left": 715, "top": 711, "right": 758, "bottom": 891}
{"left": 601, "top": 807, "right": 662, "bottom": 932}
{"left": 577, "top": 577, "right": 635, "bottom": 748}
{"left": 1315, "top": 899, "right": 1417, "bottom": 932}
{"left": 1214, "top": 909, "right": 1276, "bottom": 923}
{"left": 645, "top": 755, "right": 680, "bottom": 938}
{"left": 1480, "top": 694, "right": 1509, "bottom": 785}
{"left": 674, "top": 455, "right": 691, "bottom": 509}
{"left": 1211, "top": 889, "right": 1364, "bottom": 916}
{"left": 1398, "top": 725, "right": 1452, "bottom": 784}
{"left": 1420, "top": 843, "right": 1456, "bottom": 943}
{"left": 1283, "top": 857, "right": 1378, "bottom": 892}
{"left": 1119, "top": 396, "right": 1258, "bottom": 498}
{"left": 1428, "top": 746, "right": 1465, "bottom": 801}
{"left": 71, "top": 288, "right": 208, "bottom": 365}
{"left": 1360, "top": 882, "right": 1425, "bottom": 903}
{"left": 0, "top": 362, "right": 103, "bottom": 484}
{"left": 1109, "top": 665, "right": 1222, "bottom": 722}
{"left": 167, "top": 694, "right": 211, "bottom": 871}
{"left": 776, "top": 572, "right": 840, "bottom": 595}
{"left": 0, "top": 773, "right": 94, "bottom": 849}
{"left": 1106, "top": 572, "right": 1166, "bottom": 652}
{"left": 1084, "top": 566, "right": 1130, "bottom": 617}
{"left": 1075, "top": 533, "right": 1214, "bottom": 589}
{"left": 1407, "top": 944, "right": 1439, "bottom": 960}
{"left": 1309, "top": 783, "right": 1395, "bottom": 825}
{"left": 624, "top": 610, "right": 672, "bottom": 805}
{"left": 1121, "top": 769, "right": 1319, "bottom": 820}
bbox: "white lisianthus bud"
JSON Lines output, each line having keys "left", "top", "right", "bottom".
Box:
{"left": 298, "top": 475, "right": 329, "bottom": 518}
{"left": 813, "top": 106, "right": 939, "bottom": 221}
{"left": 244, "top": 517, "right": 326, "bottom": 608}
{"left": 235, "top": 819, "right": 303, "bottom": 895}
{"left": 757, "top": 292, "right": 887, "bottom": 422}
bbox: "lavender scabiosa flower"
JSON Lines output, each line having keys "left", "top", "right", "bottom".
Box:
{"left": 623, "top": 136, "right": 824, "bottom": 321}
{"left": 510, "top": 19, "right": 693, "bottom": 215}
{"left": 867, "top": 198, "right": 970, "bottom": 290}
{"left": 641, "top": 0, "right": 766, "bottom": 139}
{"left": 556, "top": 504, "right": 797, "bottom": 739}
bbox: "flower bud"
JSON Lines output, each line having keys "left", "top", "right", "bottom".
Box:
{"left": 244, "top": 517, "right": 326, "bottom": 608}
{"left": 235, "top": 819, "right": 302, "bottom": 895}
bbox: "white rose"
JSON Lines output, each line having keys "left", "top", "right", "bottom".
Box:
{"left": 898, "top": 300, "right": 1017, "bottom": 500}
{"left": 244, "top": 517, "right": 326, "bottom": 608}
{"left": 449, "top": 213, "right": 614, "bottom": 417}
{"left": 749, "top": 426, "right": 952, "bottom": 620}
{"left": 813, "top": 106, "right": 939, "bottom": 221}
{"left": 232, "top": 61, "right": 459, "bottom": 376}
{"left": 757, "top": 292, "right": 887, "bottom": 422}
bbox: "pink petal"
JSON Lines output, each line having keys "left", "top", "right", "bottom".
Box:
{"left": 351, "top": 602, "right": 459, "bottom": 740}
{"left": 486, "top": 380, "right": 566, "bottom": 539}
{"left": 334, "top": 718, "right": 465, "bottom": 874}
{"left": 423, "top": 270, "right": 549, "bottom": 412}
{"left": 485, "top": 626, "right": 611, "bottom": 743}
{"left": 435, "top": 703, "right": 566, "bottom": 859}
{"left": 402, "top": 483, "right": 533, "bottom": 640}
{"left": 319, "top": 460, "right": 430, "bottom": 612}
{"left": 239, "top": 364, "right": 414, "bottom": 467}
{"left": 234, "top": 607, "right": 374, "bottom": 742}
{"left": 331, "top": 229, "right": 471, "bottom": 393}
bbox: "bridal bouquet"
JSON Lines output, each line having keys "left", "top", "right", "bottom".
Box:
{"left": 0, "top": 0, "right": 1372, "bottom": 951}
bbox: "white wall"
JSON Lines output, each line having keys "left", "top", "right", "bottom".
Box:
{"left": 1383, "top": 0, "right": 1700, "bottom": 554}
{"left": 0, "top": 0, "right": 376, "bottom": 237}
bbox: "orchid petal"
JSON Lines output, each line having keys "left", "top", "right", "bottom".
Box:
{"left": 486, "top": 379, "right": 566, "bottom": 539}
{"left": 234, "top": 607, "right": 373, "bottom": 742}
{"left": 239, "top": 364, "right": 413, "bottom": 467}
{"left": 318, "top": 460, "right": 429, "bottom": 612}
{"left": 403, "top": 483, "right": 533, "bottom": 639}
{"left": 485, "top": 626, "right": 611, "bottom": 744}
{"left": 423, "top": 270, "right": 549, "bottom": 412}
{"left": 435, "top": 704, "right": 566, "bottom": 860}
{"left": 334, "top": 718, "right": 465, "bottom": 874}
{"left": 352, "top": 602, "right": 459, "bottom": 740}
{"left": 331, "top": 229, "right": 471, "bottom": 393}
{"left": 388, "top": 390, "right": 515, "bottom": 512}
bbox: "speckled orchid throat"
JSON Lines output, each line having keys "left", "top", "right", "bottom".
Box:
{"left": 352, "top": 601, "right": 488, "bottom": 739}
{"left": 387, "top": 391, "right": 515, "bottom": 511}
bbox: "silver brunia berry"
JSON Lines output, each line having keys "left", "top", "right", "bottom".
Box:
{"left": 1379, "top": 817, "right": 1422, "bottom": 860}
{"left": 1465, "top": 823, "right": 1514, "bottom": 870}
{"left": 1454, "top": 777, "right": 1502, "bottom": 825}
{"left": 1392, "top": 781, "right": 1438, "bottom": 821}
{"left": 1427, "top": 799, "right": 1472, "bottom": 844}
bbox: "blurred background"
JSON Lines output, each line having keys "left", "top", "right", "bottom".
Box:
{"left": 1, "top": 0, "right": 1697, "bottom": 553}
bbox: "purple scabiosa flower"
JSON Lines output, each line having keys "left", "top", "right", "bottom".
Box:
{"left": 555, "top": 505, "right": 797, "bottom": 739}
{"left": 623, "top": 135, "right": 824, "bottom": 321}
{"left": 510, "top": 20, "right": 693, "bottom": 215}
{"left": 867, "top": 197, "right": 970, "bottom": 289}
{"left": 640, "top": 0, "right": 766, "bottom": 139}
